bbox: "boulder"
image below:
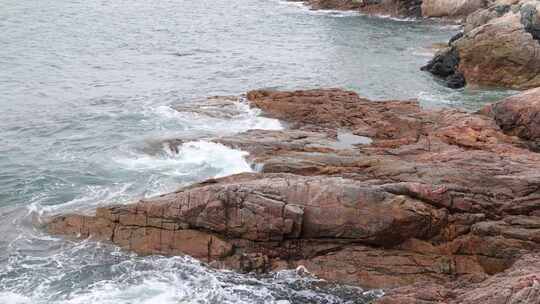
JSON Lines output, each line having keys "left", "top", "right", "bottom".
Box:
{"left": 481, "top": 87, "right": 540, "bottom": 150}
{"left": 421, "top": 47, "right": 466, "bottom": 88}
{"left": 424, "top": 0, "right": 540, "bottom": 89}
{"left": 421, "top": 0, "right": 486, "bottom": 19}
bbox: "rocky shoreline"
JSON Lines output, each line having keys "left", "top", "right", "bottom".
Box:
{"left": 40, "top": 1, "right": 540, "bottom": 302}
{"left": 45, "top": 88, "right": 540, "bottom": 303}
{"left": 296, "top": 0, "right": 540, "bottom": 90}
{"left": 424, "top": 0, "right": 540, "bottom": 89}
{"left": 290, "top": 0, "right": 486, "bottom": 19}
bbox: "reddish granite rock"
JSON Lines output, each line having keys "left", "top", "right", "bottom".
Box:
{"left": 376, "top": 253, "right": 540, "bottom": 303}
{"left": 424, "top": 0, "right": 540, "bottom": 89}
{"left": 481, "top": 87, "right": 540, "bottom": 150}
{"left": 45, "top": 89, "right": 540, "bottom": 301}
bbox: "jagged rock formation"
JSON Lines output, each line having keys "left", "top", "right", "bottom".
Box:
{"left": 45, "top": 89, "right": 540, "bottom": 303}
{"left": 421, "top": 46, "right": 466, "bottom": 88}
{"left": 424, "top": 0, "right": 540, "bottom": 89}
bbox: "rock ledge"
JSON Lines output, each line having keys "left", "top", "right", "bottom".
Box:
{"left": 45, "top": 89, "right": 540, "bottom": 303}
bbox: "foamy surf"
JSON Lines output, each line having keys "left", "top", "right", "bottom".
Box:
{"left": 28, "top": 183, "right": 134, "bottom": 216}
{"left": 277, "top": 0, "right": 361, "bottom": 17}
{"left": 0, "top": 239, "right": 382, "bottom": 304}
{"left": 0, "top": 293, "right": 30, "bottom": 304}
{"left": 151, "top": 97, "right": 282, "bottom": 136}
{"left": 115, "top": 140, "right": 253, "bottom": 179}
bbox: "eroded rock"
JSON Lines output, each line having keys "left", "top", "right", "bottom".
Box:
{"left": 425, "top": 0, "right": 540, "bottom": 89}
{"left": 482, "top": 87, "right": 540, "bottom": 149}
{"left": 377, "top": 253, "right": 540, "bottom": 303}
{"left": 45, "top": 89, "right": 540, "bottom": 302}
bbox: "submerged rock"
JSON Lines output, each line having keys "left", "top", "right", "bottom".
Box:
{"left": 44, "top": 89, "right": 540, "bottom": 302}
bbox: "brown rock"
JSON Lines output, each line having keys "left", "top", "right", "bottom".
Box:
{"left": 377, "top": 253, "right": 540, "bottom": 303}
{"left": 44, "top": 89, "right": 540, "bottom": 301}
{"left": 421, "top": 0, "right": 486, "bottom": 19}
{"left": 426, "top": 0, "right": 540, "bottom": 89}
{"left": 482, "top": 87, "right": 540, "bottom": 150}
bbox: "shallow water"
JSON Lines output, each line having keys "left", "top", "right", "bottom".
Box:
{"left": 0, "top": 0, "right": 515, "bottom": 302}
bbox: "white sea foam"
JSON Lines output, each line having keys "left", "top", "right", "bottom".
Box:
{"left": 115, "top": 140, "right": 253, "bottom": 179}
{"left": 151, "top": 100, "right": 282, "bottom": 135}
{"left": 0, "top": 243, "right": 380, "bottom": 304}
{"left": 372, "top": 14, "right": 419, "bottom": 22}
{"left": 28, "top": 183, "right": 134, "bottom": 216}
{"left": 277, "top": 0, "right": 361, "bottom": 17}
{"left": 0, "top": 293, "right": 31, "bottom": 304}
{"left": 279, "top": 0, "right": 426, "bottom": 20}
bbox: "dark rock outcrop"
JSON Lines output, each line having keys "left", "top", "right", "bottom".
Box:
{"left": 521, "top": 2, "right": 540, "bottom": 41}
{"left": 44, "top": 89, "right": 540, "bottom": 302}
{"left": 421, "top": 47, "right": 466, "bottom": 88}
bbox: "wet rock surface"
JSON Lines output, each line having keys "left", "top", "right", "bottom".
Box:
{"left": 45, "top": 89, "right": 540, "bottom": 302}
{"left": 421, "top": 47, "right": 466, "bottom": 88}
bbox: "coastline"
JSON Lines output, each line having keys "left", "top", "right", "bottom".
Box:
{"left": 45, "top": 88, "right": 540, "bottom": 303}
{"left": 20, "top": 0, "right": 540, "bottom": 302}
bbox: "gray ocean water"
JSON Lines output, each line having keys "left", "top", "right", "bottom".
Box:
{"left": 0, "top": 0, "right": 514, "bottom": 303}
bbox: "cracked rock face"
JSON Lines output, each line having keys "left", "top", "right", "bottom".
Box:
{"left": 481, "top": 87, "right": 540, "bottom": 151}
{"left": 45, "top": 89, "right": 540, "bottom": 302}
{"left": 427, "top": 0, "right": 540, "bottom": 89}
{"left": 378, "top": 253, "right": 540, "bottom": 303}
